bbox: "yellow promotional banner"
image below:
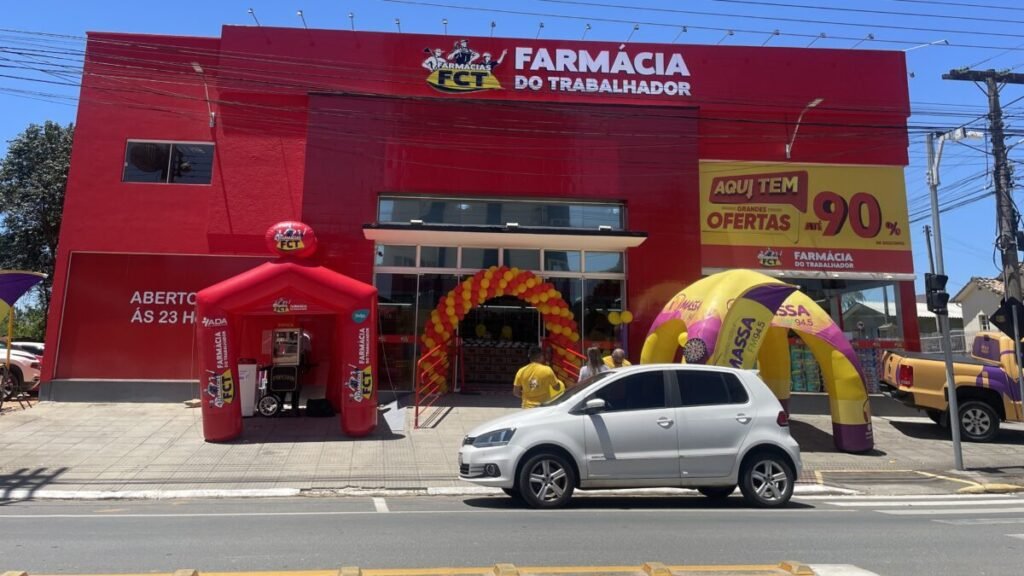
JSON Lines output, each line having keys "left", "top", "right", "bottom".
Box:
{"left": 699, "top": 162, "right": 912, "bottom": 274}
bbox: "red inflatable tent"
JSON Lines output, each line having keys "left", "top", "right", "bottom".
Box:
{"left": 195, "top": 222, "right": 378, "bottom": 442}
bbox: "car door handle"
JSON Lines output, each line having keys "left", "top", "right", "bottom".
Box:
{"left": 657, "top": 417, "right": 674, "bottom": 428}
{"left": 735, "top": 414, "right": 752, "bottom": 424}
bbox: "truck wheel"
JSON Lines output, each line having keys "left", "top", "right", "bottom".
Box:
{"left": 959, "top": 400, "right": 1000, "bottom": 442}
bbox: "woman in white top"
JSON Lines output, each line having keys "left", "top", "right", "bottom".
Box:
{"left": 577, "top": 346, "right": 610, "bottom": 383}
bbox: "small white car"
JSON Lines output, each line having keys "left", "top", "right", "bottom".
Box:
{"left": 459, "top": 364, "right": 801, "bottom": 509}
{"left": 0, "top": 346, "right": 41, "bottom": 395}
{"left": 11, "top": 341, "right": 44, "bottom": 357}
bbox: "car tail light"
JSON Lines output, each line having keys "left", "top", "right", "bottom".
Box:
{"left": 897, "top": 364, "right": 914, "bottom": 388}
{"left": 777, "top": 410, "right": 789, "bottom": 427}
{"left": 31, "top": 362, "right": 40, "bottom": 369}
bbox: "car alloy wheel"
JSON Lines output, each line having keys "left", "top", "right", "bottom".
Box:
{"left": 518, "top": 452, "right": 575, "bottom": 509}
{"left": 740, "top": 455, "right": 794, "bottom": 508}
{"left": 958, "top": 400, "right": 999, "bottom": 442}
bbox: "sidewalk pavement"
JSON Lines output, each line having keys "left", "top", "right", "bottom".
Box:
{"left": 0, "top": 395, "right": 1021, "bottom": 498}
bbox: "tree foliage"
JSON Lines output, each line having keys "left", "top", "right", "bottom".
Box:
{"left": 0, "top": 121, "right": 74, "bottom": 326}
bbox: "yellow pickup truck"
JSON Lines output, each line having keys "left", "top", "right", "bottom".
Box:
{"left": 880, "top": 332, "right": 1024, "bottom": 442}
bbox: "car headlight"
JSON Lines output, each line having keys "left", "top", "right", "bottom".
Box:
{"left": 472, "top": 428, "right": 515, "bottom": 448}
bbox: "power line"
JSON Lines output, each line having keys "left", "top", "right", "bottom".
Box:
{"left": 537, "top": 0, "right": 1024, "bottom": 40}
{"left": 711, "top": 0, "right": 1024, "bottom": 25}
{"left": 379, "top": 0, "right": 1024, "bottom": 50}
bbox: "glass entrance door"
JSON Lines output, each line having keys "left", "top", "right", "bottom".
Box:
{"left": 459, "top": 295, "right": 541, "bottom": 393}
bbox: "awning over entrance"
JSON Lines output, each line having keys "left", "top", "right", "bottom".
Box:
{"left": 363, "top": 223, "right": 647, "bottom": 251}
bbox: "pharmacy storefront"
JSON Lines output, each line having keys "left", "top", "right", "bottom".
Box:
{"left": 42, "top": 26, "right": 916, "bottom": 400}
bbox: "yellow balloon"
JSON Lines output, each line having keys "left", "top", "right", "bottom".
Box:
{"left": 445, "top": 296, "right": 455, "bottom": 307}
{"left": 608, "top": 311, "right": 621, "bottom": 325}
{"left": 481, "top": 278, "right": 490, "bottom": 289}
{"left": 526, "top": 278, "right": 537, "bottom": 288}
{"left": 570, "top": 333, "right": 580, "bottom": 342}
{"left": 620, "top": 310, "right": 634, "bottom": 324}
{"left": 539, "top": 293, "right": 550, "bottom": 303}
{"left": 550, "top": 325, "right": 563, "bottom": 335}
{"left": 539, "top": 305, "right": 550, "bottom": 315}
{"left": 503, "top": 271, "right": 514, "bottom": 281}
{"left": 446, "top": 306, "right": 455, "bottom": 316}
{"left": 678, "top": 331, "right": 689, "bottom": 347}
{"left": 424, "top": 338, "right": 436, "bottom": 348}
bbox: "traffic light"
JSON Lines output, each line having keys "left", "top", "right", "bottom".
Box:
{"left": 925, "top": 272, "right": 949, "bottom": 315}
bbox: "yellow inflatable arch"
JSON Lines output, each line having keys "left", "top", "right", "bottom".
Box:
{"left": 640, "top": 270, "right": 872, "bottom": 453}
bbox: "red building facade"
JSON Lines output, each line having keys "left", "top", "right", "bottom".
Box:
{"left": 42, "top": 26, "right": 916, "bottom": 400}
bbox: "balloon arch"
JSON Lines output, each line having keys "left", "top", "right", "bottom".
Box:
{"left": 640, "top": 269, "right": 873, "bottom": 453}
{"left": 419, "top": 265, "right": 581, "bottom": 392}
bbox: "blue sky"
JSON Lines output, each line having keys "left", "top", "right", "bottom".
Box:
{"left": 2, "top": 0, "right": 1023, "bottom": 295}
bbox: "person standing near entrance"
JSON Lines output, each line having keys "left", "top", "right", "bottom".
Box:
{"left": 513, "top": 346, "right": 565, "bottom": 408}
{"left": 603, "top": 348, "right": 631, "bottom": 369}
{"left": 578, "top": 346, "right": 609, "bottom": 383}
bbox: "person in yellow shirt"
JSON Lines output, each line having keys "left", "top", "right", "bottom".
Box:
{"left": 603, "top": 348, "right": 632, "bottom": 369}
{"left": 513, "top": 346, "right": 565, "bottom": 408}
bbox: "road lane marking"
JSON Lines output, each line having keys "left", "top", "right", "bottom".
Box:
{"left": 914, "top": 471, "right": 981, "bottom": 487}
{"left": 0, "top": 508, "right": 855, "bottom": 519}
{"left": 880, "top": 506, "right": 1024, "bottom": 516}
{"left": 1007, "top": 534, "right": 1024, "bottom": 539}
{"left": 373, "top": 497, "right": 389, "bottom": 513}
{"left": 935, "top": 518, "right": 1024, "bottom": 525}
{"left": 829, "top": 498, "right": 1021, "bottom": 507}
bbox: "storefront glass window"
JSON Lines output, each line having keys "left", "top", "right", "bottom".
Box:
{"left": 503, "top": 249, "right": 540, "bottom": 271}
{"left": 545, "top": 277, "right": 584, "bottom": 353}
{"left": 374, "top": 273, "right": 417, "bottom": 334}
{"left": 420, "top": 246, "right": 457, "bottom": 268}
{"left": 583, "top": 279, "right": 625, "bottom": 352}
{"left": 375, "top": 272, "right": 419, "bottom": 396}
{"left": 416, "top": 274, "right": 461, "bottom": 334}
{"left": 544, "top": 250, "right": 582, "bottom": 272}
{"left": 584, "top": 251, "right": 624, "bottom": 274}
{"left": 375, "top": 245, "right": 416, "bottom": 267}
{"left": 461, "top": 248, "right": 499, "bottom": 269}
{"left": 377, "top": 196, "right": 624, "bottom": 230}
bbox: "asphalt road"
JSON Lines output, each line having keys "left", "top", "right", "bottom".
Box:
{"left": 1, "top": 494, "right": 1022, "bottom": 575}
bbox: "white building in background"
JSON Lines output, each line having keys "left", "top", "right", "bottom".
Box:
{"left": 952, "top": 277, "right": 1004, "bottom": 344}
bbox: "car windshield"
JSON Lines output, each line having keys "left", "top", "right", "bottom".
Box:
{"left": 542, "top": 371, "right": 614, "bottom": 406}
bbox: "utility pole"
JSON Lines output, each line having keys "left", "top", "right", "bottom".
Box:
{"left": 943, "top": 69, "right": 1024, "bottom": 303}
{"left": 926, "top": 131, "right": 964, "bottom": 470}
{"left": 943, "top": 68, "right": 1024, "bottom": 456}
{"left": 923, "top": 224, "right": 935, "bottom": 274}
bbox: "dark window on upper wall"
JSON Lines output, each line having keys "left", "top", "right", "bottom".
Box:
{"left": 123, "top": 141, "right": 214, "bottom": 184}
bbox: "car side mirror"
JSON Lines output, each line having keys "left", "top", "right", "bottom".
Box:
{"left": 583, "top": 398, "right": 606, "bottom": 414}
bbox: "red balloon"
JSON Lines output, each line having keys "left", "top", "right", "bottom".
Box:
{"left": 265, "top": 221, "right": 318, "bottom": 258}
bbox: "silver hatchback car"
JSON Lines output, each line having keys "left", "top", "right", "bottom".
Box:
{"left": 459, "top": 364, "right": 801, "bottom": 509}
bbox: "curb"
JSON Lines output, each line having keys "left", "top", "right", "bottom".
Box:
{"left": 0, "top": 483, "right": 859, "bottom": 502}
{"left": 957, "top": 483, "right": 1024, "bottom": 495}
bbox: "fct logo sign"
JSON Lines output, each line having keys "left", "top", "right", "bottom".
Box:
{"left": 421, "top": 40, "right": 505, "bottom": 93}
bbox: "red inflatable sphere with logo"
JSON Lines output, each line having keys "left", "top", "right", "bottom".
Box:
{"left": 265, "top": 221, "right": 318, "bottom": 259}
